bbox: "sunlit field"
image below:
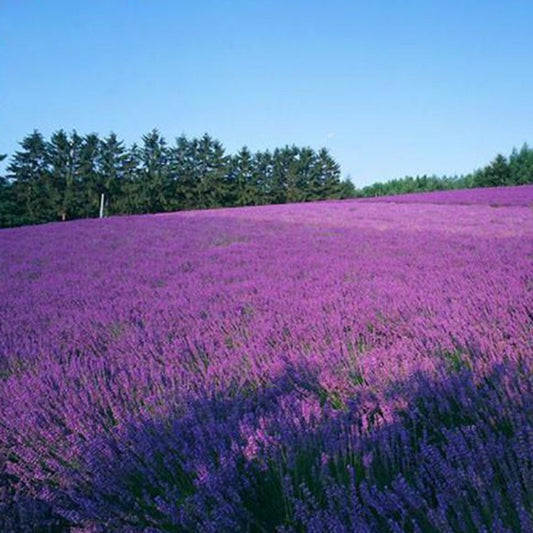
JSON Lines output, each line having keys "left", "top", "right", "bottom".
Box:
{"left": 1, "top": 186, "right": 533, "bottom": 532}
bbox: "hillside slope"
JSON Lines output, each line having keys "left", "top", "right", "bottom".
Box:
{"left": 1, "top": 186, "right": 532, "bottom": 531}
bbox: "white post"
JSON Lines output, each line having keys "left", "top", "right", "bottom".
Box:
{"left": 99, "top": 193, "right": 105, "bottom": 218}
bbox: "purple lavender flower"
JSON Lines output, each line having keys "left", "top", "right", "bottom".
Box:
{"left": 1, "top": 186, "right": 532, "bottom": 530}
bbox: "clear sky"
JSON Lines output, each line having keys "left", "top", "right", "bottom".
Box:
{"left": 1, "top": 0, "right": 532, "bottom": 187}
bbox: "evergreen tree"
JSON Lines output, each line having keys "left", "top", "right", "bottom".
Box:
{"left": 169, "top": 135, "right": 197, "bottom": 210}
{"left": 478, "top": 154, "right": 511, "bottom": 187}
{"left": 136, "top": 130, "right": 170, "bottom": 213}
{"left": 306, "top": 149, "right": 327, "bottom": 201}
{"left": 229, "top": 146, "right": 258, "bottom": 206}
{"left": 98, "top": 133, "right": 132, "bottom": 214}
{"left": 7, "top": 131, "right": 50, "bottom": 223}
{"left": 316, "top": 147, "right": 341, "bottom": 198}
{"left": 338, "top": 178, "right": 356, "bottom": 198}
{"left": 270, "top": 147, "right": 293, "bottom": 204}
{"left": 0, "top": 154, "right": 19, "bottom": 227}
{"left": 194, "top": 134, "right": 229, "bottom": 209}
{"left": 284, "top": 146, "right": 304, "bottom": 203}
{"left": 116, "top": 143, "right": 142, "bottom": 214}
{"left": 289, "top": 147, "right": 315, "bottom": 203}
{"left": 509, "top": 143, "right": 533, "bottom": 185}
{"left": 47, "top": 130, "right": 84, "bottom": 221}
{"left": 251, "top": 150, "right": 273, "bottom": 205}
{"left": 77, "top": 133, "right": 101, "bottom": 218}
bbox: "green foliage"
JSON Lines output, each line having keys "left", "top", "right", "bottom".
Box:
{"left": 228, "top": 146, "right": 257, "bottom": 206}
{"left": 360, "top": 174, "right": 470, "bottom": 198}
{"left": 476, "top": 154, "right": 511, "bottom": 187}
{"left": 359, "top": 144, "right": 533, "bottom": 198}
{"left": 3, "top": 130, "right": 532, "bottom": 227}
{"left": 509, "top": 143, "right": 533, "bottom": 185}
{"left": 6, "top": 130, "right": 51, "bottom": 224}
{"left": 47, "top": 129, "right": 84, "bottom": 221}
{"left": 1, "top": 131, "right": 350, "bottom": 227}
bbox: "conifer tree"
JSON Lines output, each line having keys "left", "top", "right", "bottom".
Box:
{"left": 194, "top": 134, "right": 229, "bottom": 208}
{"left": 7, "top": 131, "right": 50, "bottom": 223}
{"left": 229, "top": 146, "right": 257, "bottom": 206}
{"left": 97, "top": 133, "right": 133, "bottom": 214}
{"left": 77, "top": 133, "right": 101, "bottom": 218}
{"left": 509, "top": 143, "right": 533, "bottom": 185}
{"left": 316, "top": 147, "right": 341, "bottom": 198}
{"left": 169, "top": 135, "right": 197, "bottom": 210}
{"left": 479, "top": 154, "right": 511, "bottom": 187}
{"left": 252, "top": 150, "right": 273, "bottom": 204}
{"left": 137, "top": 130, "right": 170, "bottom": 213}
{"left": 47, "top": 130, "right": 84, "bottom": 221}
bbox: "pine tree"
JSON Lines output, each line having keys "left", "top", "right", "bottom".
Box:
{"left": 316, "top": 147, "right": 341, "bottom": 198}
{"left": 270, "top": 147, "right": 291, "bottom": 204}
{"left": 98, "top": 133, "right": 131, "bottom": 214}
{"left": 284, "top": 146, "right": 303, "bottom": 203}
{"left": 169, "top": 135, "right": 197, "bottom": 210}
{"left": 293, "top": 147, "right": 317, "bottom": 201}
{"left": 194, "top": 134, "right": 229, "bottom": 209}
{"left": 0, "top": 154, "right": 19, "bottom": 227}
{"left": 47, "top": 130, "right": 84, "bottom": 221}
{"left": 509, "top": 143, "right": 533, "bottom": 185}
{"left": 338, "top": 178, "right": 356, "bottom": 198}
{"left": 138, "top": 130, "right": 170, "bottom": 213}
{"left": 7, "top": 130, "right": 50, "bottom": 223}
{"left": 77, "top": 133, "right": 101, "bottom": 218}
{"left": 229, "top": 146, "right": 258, "bottom": 206}
{"left": 479, "top": 154, "right": 511, "bottom": 187}
{"left": 252, "top": 150, "right": 273, "bottom": 205}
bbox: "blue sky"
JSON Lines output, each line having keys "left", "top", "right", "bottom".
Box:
{"left": 1, "top": 0, "right": 532, "bottom": 187}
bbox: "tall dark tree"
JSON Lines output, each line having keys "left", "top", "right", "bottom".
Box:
{"left": 119, "top": 143, "right": 142, "bottom": 214}
{"left": 338, "top": 178, "right": 356, "bottom": 199}
{"left": 131, "top": 130, "right": 170, "bottom": 214}
{"left": 284, "top": 146, "right": 304, "bottom": 203}
{"left": 478, "top": 154, "right": 511, "bottom": 187}
{"left": 168, "top": 135, "right": 196, "bottom": 210}
{"left": 252, "top": 150, "right": 273, "bottom": 204}
{"left": 270, "top": 147, "right": 292, "bottom": 204}
{"left": 194, "top": 134, "right": 229, "bottom": 209}
{"left": 0, "top": 154, "right": 19, "bottom": 227}
{"left": 316, "top": 147, "right": 341, "bottom": 199}
{"left": 509, "top": 143, "right": 533, "bottom": 185}
{"left": 228, "top": 146, "right": 258, "bottom": 206}
{"left": 77, "top": 133, "right": 101, "bottom": 218}
{"left": 294, "top": 147, "right": 320, "bottom": 201}
{"left": 98, "top": 133, "right": 132, "bottom": 214}
{"left": 47, "top": 130, "right": 84, "bottom": 221}
{"left": 7, "top": 131, "right": 50, "bottom": 223}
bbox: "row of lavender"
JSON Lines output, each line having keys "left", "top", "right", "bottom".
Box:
{"left": 1, "top": 186, "right": 532, "bottom": 531}
{"left": 359, "top": 183, "right": 533, "bottom": 206}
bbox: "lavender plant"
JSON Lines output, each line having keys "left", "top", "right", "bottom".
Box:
{"left": 1, "top": 186, "right": 532, "bottom": 531}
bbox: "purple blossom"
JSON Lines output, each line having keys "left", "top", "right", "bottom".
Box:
{"left": 1, "top": 186, "right": 533, "bottom": 531}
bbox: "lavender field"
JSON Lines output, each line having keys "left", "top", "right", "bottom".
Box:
{"left": 1, "top": 186, "right": 533, "bottom": 532}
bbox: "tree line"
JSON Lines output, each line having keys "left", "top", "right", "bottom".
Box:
{"left": 2, "top": 132, "right": 532, "bottom": 228}
{"left": 358, "top": 144, "right": 533, "bottom": 197}
{"left": 0, "top": 130, "right": 355, "bottom": 228}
